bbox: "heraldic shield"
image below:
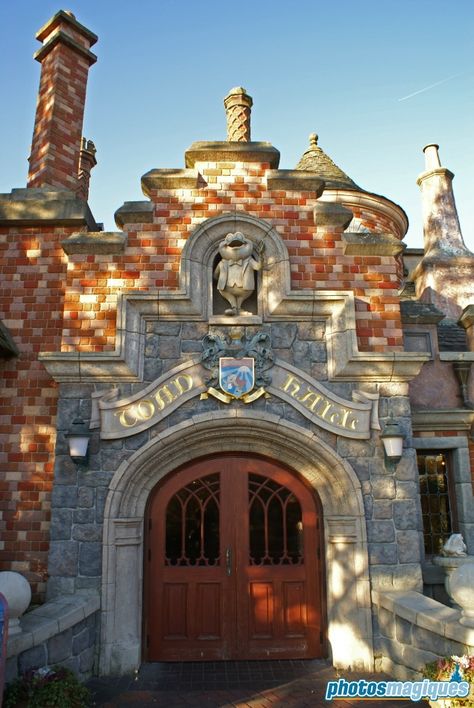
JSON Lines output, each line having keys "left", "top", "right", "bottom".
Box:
{"left": 219, "top": 357, "right": 255, "bottom": 399}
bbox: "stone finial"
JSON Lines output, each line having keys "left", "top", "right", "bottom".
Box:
{"left": 224, "top": 87, "right": 253, "bottom": 142}
{"left": 309, "top": 133, "right": 319, "bottom": 148}
{"left": 0, "top": 571, "right": 31, "bottom": 635}
{"left": 450, "top": 559, "right": 474, "bottom": 627}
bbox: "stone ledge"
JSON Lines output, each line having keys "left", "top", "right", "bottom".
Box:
{"left": 459, "top": 304, "right": 474, "bottom": 330}
{"left": 373, "top": 589, "right": 474, "bottom": 647}
{"left": 114, "top": 201, "right": 154, "bottom": 228}
{"left": 314, "top": 202, "right": 353, "bottom": 228}
{"left": 185, "top": 141, "right": 280, "bottom": 168}
{"left": 0, "top": 188, "right": 98, "bottom": 229}
{"left": 439, "top": 352, "right": 474, "bottom": 361}
{"left": 412, "top": 409, "right": 474, "bottom": 431}
{"left": 266, "top": 170, "right": 324, "bottom": 194}
{"left": 400, "top": 301, "right": 445, "bottom": 324}
{"left": 62, "top": 232, "right": 127, "bottom": 255}
{"left": 141, "top": 168, "right": 199, "bottom": 196}
{"left": 343, "top": 232, "right": 405, "bottom": 256}
{"left": 36, "top": 9, "right": 98, "bottom": 45}
{"left": 34, "top": 30, "right": 97, "bottom": 65}
{"left": 6, "top": 593, "right": 99, "bottom": 659}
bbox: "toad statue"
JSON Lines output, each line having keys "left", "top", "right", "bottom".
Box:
{"left": 214, "top": 232, "right": 263, "bottom": 315}
{"left": 442, "top": 533, "right": 467, "bottom": 557}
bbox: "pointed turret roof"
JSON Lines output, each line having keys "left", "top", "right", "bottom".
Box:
{"left": 296, "top": 133, "right": 361, "bottom": 191}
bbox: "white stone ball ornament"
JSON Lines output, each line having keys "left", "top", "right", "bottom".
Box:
{"left": 449, "top": 559, "right": 474, "bottom": 627}
{"left": 0, "top": 571, "right": 31, "bottom": 635}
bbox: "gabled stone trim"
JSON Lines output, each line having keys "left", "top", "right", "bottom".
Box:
{"left": 266, "top": 170, "right": 324, "bottom": 194}
{"left": 141, "top": 168, "right": 199, "bottom": 196}
{"left": 62, "top": 231, "right": 127, "bottom": 255}
{"left": 38, "top": 212, "right": 429, "bottom": 383}
{"left": 185, "top": 141, "right": 280, "bottom": 168}
{"left": 114, "top": 201, "right": 154, "bottom": 228}
{"left": 343, "top": 232, "right": 405, "bottom": 256}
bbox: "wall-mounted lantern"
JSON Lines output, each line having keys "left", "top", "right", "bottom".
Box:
{"left": 381, "top": 417, "right": 405, "bottom": 466}
{"left": 66, "top": 417, "right": 91, "bottom": 464}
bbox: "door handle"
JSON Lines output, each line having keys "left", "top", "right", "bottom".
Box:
{"left": 225, "top": 547, "right": 232, "bottom": 576}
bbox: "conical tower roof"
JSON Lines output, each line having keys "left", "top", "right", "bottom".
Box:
{"left": 296, "top": 133, "right": 361, "bottom": 191}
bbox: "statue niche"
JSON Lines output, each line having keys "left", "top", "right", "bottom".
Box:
{"left": 213, "top": 232, "right": 263, "bottom": 316}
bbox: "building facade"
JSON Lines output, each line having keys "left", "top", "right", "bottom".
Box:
{"left": 1, "top": 10, "right": 473, "bottom": 680}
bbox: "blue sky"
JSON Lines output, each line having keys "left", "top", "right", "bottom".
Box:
{"left": 1, "top": 0, "right": 473, "bottom": 249}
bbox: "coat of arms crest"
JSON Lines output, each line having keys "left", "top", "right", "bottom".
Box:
{"left": 219, "top": 357, "right": 254, "bottom": 399}
{"left": 200, "top": 330, "right": 273, "bottom": 404}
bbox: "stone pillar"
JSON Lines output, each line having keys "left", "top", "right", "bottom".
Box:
{"left": 224, "top": 87, "right": 253, "bottom": 142}
{"left": 27, "top": 11, "right": 97, "bottom": 192}
{"left": 413, "top": 144, "right": 474, "bottom": 317}
{"left": 77, "top": 138, "right": 97, "bottom": 202}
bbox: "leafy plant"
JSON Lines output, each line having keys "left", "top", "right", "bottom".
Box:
{"left": 423, "top": 655, "right": 474, "bottom": 707}
{"left": 4, "top": 666, "right": 90, "bottom": 708}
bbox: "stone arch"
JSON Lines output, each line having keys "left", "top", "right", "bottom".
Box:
{"left": 100, "top": 411, "right": 373, "bottom": 675}
{"left": 179, "top": 212, "right": 291, "bottom": 320}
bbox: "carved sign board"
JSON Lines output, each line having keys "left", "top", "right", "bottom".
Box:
{"left": 93, "top": 358, "right": 378, "bottom": 440}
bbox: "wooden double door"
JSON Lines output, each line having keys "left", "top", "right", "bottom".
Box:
{"left": 145, "top": 455, "right": 324, "bottom": 661}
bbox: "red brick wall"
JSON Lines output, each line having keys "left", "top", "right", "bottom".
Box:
{"left": 1, "top": 160, "right": 407, "bottom": 597}
{"left": 0, "top": 225, "right": 71, "bottom": 600}
{"left": 61, "top": 160, "right": 404, "bottom": 353}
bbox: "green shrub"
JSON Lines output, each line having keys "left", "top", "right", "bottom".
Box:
{"left": 4, "top": 666, "right": 90, "bottom": 708}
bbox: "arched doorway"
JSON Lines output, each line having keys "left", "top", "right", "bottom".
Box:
{"left": 100, "top": 412, "right": 373, "bottom": 676}
{"left": 144, "top": 455, "right": 324, "bottom": 661}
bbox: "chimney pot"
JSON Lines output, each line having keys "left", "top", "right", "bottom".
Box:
{"left": 224, "top": 87, "right": 253, "bottom": 142}
{"left": 422, "top": 143, "right": 441, "bottom": 171}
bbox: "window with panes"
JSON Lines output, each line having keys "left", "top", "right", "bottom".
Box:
{"left": 417, "top": 451, "right": 458, "bottom": 555}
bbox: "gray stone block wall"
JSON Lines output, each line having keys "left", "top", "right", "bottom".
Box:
{"left": 50, "top": 321, "right": 423, "bottom": 595}
{"left": 374, "top": 604, "right": 471, "bottom": 676}
{"left": 5, "top": 611, "right": 99, "bottom": 683}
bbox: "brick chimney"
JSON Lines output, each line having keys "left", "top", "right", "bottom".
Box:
{"left": 224, "top": 87, "right": 253, "bottom": 142}
{"left": 412, "top": 143, "right": 474, "bottom": 318}
{"left": 27, "top": 10, "right": 97, "bottom": 194}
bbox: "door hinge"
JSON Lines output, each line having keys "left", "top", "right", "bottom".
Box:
{"left": 148, "top": 548, "right": 151, "bottom": 561}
